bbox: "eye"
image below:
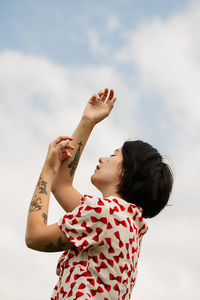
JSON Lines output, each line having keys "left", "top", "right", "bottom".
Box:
{"left": 110, "top": 154, "right": 115, "bottom": 157}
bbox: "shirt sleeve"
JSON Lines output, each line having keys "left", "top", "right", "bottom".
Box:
{"left": 58, "top": 195, "right": 108, "bottom": 251}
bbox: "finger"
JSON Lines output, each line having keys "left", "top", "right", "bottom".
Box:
{"left": 98, "top": 90, "right": 104, "bottom": 97}
{"left": 57, "top": 140, "right": 73, "bottom": 151}
{"left": 62, "top": 144, "right": 75, "bottom": 153}
{"left": 58, "top": 151, "right": 65, "bottom": 162}
{"left": 62, "top": 139, "right": 75, "bottom": 149}
{"left": 66, "top": 150, "right": 72, "bottom": 157}
{"left": 109, "top": 97, "right": 117, "bottom": 107}
{"left": 98, "top": 91, "right": 104, "bottom": 101}
{"left": 90, "top": 94, "right": 100, "bottom": 103}
{"left": 91, "top": 93, "right": 99, "bottom": 100}
{"left": 59, "top": 148, "right": 72, "bottom": 161}
{"left": 107, "top": 89, "right": 114, "bottom": 101}
{"left": 54, "top": 136, "right": 73, "bottom": 145}
{"left": 62, "top": 148, "right": 72, "bottom": 158}
{"left": 66, "top": 144, "right": 75, "bottom": 150}
{"left": 101, "top": 88, "right": 109, "bottom": 102}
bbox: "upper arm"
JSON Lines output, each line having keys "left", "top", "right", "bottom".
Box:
{"left": 58, "top": 195, "right": 108, "bottom": 252}
{"left": 52, "top": 185, "right": 83, "bottom": 213}
{"left": 26, "top": 223, "right": 76, "bottom": 252}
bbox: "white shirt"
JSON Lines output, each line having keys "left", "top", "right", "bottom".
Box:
{"left": 51, "top": 194, "right": 148, "bottom": 300}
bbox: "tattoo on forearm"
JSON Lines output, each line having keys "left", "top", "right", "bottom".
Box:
{"left": 29, "top": 196, "right": 42, "bottom": 211}
{"left": 37, "top": 176, "right": 42, "bottom": 186}
{"left": 68, "top": 141, "right": 83, "bottom": 176}
{"left": 37, "top": 176, "right": 48, "bottom": 195}
{"left": 42, "top": 213, "right": 47, "bottom": 224}
{"left": 44, "top": 237, "right": 68, "bottom": 252}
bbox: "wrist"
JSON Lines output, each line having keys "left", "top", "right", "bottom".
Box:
{"left": 42, "top": 163, "right": 56, "bottom": 177}
{"left": 80, "top": 116, "right": 96, "bottom": 128}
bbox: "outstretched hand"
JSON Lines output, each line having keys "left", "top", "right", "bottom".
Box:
{"left": 82, "top": 88, "right": 117, "bottom": 124}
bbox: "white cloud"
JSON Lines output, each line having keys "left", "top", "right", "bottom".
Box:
{"left": 87, "top": 29, "right": 109, "bottom": 55}
{"left": 107, "top": 14, "right": 120, "bottom": 31}
{"left": 0, "top": 50, "right": 140, "bottom": 299}
{"left": 1, "top": 1, "right": 200, "bottom": 298}
{"left": 115, "top": 1, "right": 200, "bottom": 136}
{"left": 114, "top": 0, "right": 200, "bottom": 208}
{"left": 113, "top": 2, "right": 200, "bottom": 299}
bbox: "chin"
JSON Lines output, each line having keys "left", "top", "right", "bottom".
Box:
{"left": 90, "top": 173, "right": 101, "bottom": 191}
{"left": 90, "top": 173, "right": 96, "bottom": 186}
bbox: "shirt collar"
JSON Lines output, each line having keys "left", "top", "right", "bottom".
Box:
{"left": 105, "top": 195, "right": 143, "bottom": 214}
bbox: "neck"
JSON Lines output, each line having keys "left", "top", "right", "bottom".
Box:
{"left": 101, "top": 186, "right": 121, "bottom": 199}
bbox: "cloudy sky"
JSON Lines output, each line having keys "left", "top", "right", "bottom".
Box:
{"left": 0, "top": 0, "right": 200, "bottom": 299}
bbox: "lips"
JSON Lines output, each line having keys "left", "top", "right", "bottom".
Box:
{"left": 95, "top": 165, "right": 101, "bottom": 172}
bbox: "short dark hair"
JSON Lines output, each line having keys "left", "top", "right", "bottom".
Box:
{"left": 117, "top": 141, "right": 173, "bottom": 218}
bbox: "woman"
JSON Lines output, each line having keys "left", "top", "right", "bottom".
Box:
{"left": 25, "top": 88, "right": 173, "bottom": 299}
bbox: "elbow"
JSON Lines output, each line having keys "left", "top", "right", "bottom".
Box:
{"left": 25, "top": 233, "right": 37, "bottom": 250}
{"left": 25, "top": 238, "right": 39, "bottom": 251}
{"left": 25, "top": 227, "right": 46, "bottom": 251}
{"left": 25, "top": 236, "right": 34, "bottom": 249}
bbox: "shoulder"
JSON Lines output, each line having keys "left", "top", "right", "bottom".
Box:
{"left": 81, "top": 194, "right": 109, "bottom": 213}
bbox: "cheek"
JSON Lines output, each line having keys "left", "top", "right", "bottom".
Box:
{"left": 104, "top": 164, "right": 121, "bottom": 182}
{"left": 114, "top": 163, "right": 123, "bottom": 184}
{"left": 91, "top": 161, "right": 122, "bottom": 185}
{"left": 115, "top": 161, "right": 123, "bottom": 176}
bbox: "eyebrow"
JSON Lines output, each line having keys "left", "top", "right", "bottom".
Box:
{"left": 115, "top": 149, "right": 119, "bottom": 153}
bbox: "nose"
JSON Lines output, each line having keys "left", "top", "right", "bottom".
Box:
{"left": 99, "top": 157, "right": 104, "bottom": 163}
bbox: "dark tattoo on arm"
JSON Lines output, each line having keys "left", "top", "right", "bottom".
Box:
{"left": 29, "top": 196, "right": 42, "bottom": 211}
{"left": 42, "top": 213, "right": 47, "bottom": 224}
{"left": 37, "top": 177, "right": 48, "bottom": 195}
{"left": 68, "top": 141, "right": 83, "bottom": 177}
{"left": 44, "top": 237, "right": 69, "bottom": 252}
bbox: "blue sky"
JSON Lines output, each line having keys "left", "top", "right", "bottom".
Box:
{"left": 1, "top": 0, "right": 189, "bottom": 65}
{"left": 0, "top": 0, "right": 190, "bottom": 152}
{"left": 1, "top": 1, "right": 200, "bottom": 299}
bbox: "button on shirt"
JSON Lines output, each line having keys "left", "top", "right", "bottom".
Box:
{"left": 51, "top": 195, "right": 148, "bottom": 300}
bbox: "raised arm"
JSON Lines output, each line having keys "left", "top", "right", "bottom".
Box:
{"left": 25, "top": 136, "right": 76, "bottom": 252}
{"left": 51, "top": 88, "right": 116, "bottom": 212}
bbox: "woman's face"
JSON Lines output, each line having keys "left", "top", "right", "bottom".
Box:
{"left": 91, "top": 147, "right": 123, "bottom": 194}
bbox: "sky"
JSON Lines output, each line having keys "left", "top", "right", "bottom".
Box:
{"left": 0, "top": 0, "right": 200, "bottom": 299}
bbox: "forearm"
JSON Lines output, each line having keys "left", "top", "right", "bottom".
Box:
{"left": 52, "top": 117, "right": 95, "bottom": 189}
{"left": 25, "top": 165, "right": 54, "bottom": 246}
{"left": 51, "top": 88, "right": 116, "bottom": 212}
